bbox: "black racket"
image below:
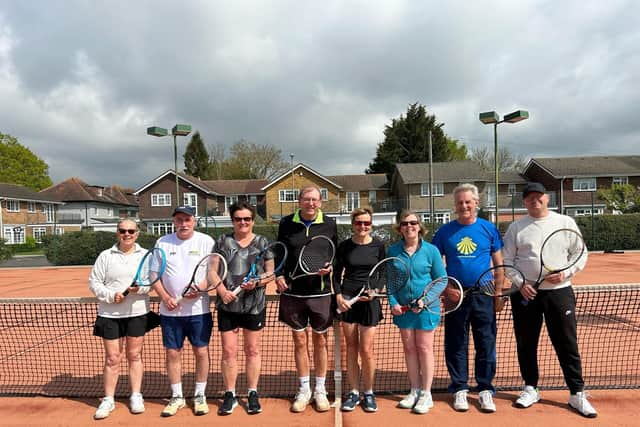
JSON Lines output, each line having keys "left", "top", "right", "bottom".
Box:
{"left": 337, "top": 256, "right": 410, "bottom": 314}
{"left": 174, "top": 253, "right": 228, "bottom": 303}
{"left": 289, "top": 235, "right": 336, "bottom": 280}
{"left": 230, "top": 241, "right": 288, "bottom": 296}
{"left": 522, "top": 228, "right": 586, "bottom": 306}
{"left": 400, "top": 276, "right": 463, "bottom": 315}
{"left": 122, "top": 247, "right": 166, "bottom": 297}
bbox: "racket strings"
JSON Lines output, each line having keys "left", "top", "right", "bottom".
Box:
{"left": 137, "top": 250, "right": 164, "bottom": 286}
{"left": 440, "top": 279, "right": 463, "bottom": 313}
{"left": 300, "top": 244, "right": 333, "bottom": 272}
{"left": 541, "top": 230, "right": 585, "bottom": 272}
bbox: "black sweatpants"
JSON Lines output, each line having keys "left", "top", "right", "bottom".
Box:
{"left": 510, "top": 286, "right": 584, "bottom": 393}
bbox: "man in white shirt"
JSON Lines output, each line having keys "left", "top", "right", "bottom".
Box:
{"left": 503, "top": 183, "right": 597, "bottom": 418}
{"left": 153, "top": 206, "right": 215, "bottom": 417}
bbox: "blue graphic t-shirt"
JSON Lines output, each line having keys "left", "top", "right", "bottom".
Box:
{"left": 432, "top": 218, "right": 503, "bottom": 287}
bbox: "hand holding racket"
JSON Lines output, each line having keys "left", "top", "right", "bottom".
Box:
{"left": 173, "top": 253, "right": 228, "bottom": 305}
{"left": 471, "top": 264, "right": 525, "bottom": 298}
{"left": 122, "top": 247, "right": 166, "bottom": 298}
{"left": 336, "top": 257, "right": 409, "bottom": 314}
{"left": 521, "top": 228, "right": 586, "bottom": 305}
{"left": 399, "top": 276, "right": 463, "bottom": 315}
{"left": 229, "top": 241, "right": 288, "bottom": 298}
{"left": 289, "top": 235, "right": 336, "bottom": 281}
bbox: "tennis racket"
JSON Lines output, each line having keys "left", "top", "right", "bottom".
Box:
{"left": 231, "top": 241, "right": 288, "bottom": 296}
{"left": 174, "top": 253, "right": 228, "bottom": 304}
{"left": 122, "top": 247, "right": 167, "bottom": 297}
{"left": 289, "top": 235, "right": 336, "bottom": 280}
{"left": 336, "top": 256, "right": 410, "bottom": 314}
{"left": 468, "top": 265, "right": 526, "bottom": 298}
{"left": 400, "top": 276, "right": 463, "bottom": 315}
{"left": 522, "top": 227, "right": 586, "bottom": 306}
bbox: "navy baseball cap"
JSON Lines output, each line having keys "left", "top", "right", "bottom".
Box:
{"left": 172, "top": 206, "right": 195, "bottom": 216}
{"left": 522, "top": 182, "right": 547, "bottom": 198}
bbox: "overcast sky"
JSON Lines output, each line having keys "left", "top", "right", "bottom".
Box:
{"left": 1, "top": 1, "right": 638, "bottom": 189}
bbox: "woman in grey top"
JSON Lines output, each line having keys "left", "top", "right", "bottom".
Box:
{"left": 214, "top": 201, "right": 274, "bottom": 415}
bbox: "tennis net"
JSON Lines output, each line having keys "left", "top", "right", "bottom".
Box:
{"left": 1, "top": 284, "right": 639, "bottom": 398}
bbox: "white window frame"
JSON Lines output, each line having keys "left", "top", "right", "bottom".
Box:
{"left": 33, "top": 227, "right": 47, "bottom": 243}
{"left": 573, "top": 177, "right": 596, "bottom": 192}
{"left": 6, "top": 199, "right": 19, "bottom": 212}
{"left": 55, "top": 227, "right": 64, "bottom": 235}
{"left": 42, "top": 204, "right": 55, "bottom": 223}
{"left": 345, "top": 192, "right": 360, "bottom": 211}
{"left": 420, "top": 183, "right": 444, "bottom": 196}
{"left": 279, "top": 189, "right": 299, "bottom": 202}
{"left": 507, "top": 184, "right": 517, "bottom": 195}
{"left": 183, "top": 192, "right": 198, "bottom": 209}
{"left": 320, "top": 188, "right": 329, "bottom": 201}
{"left": 571, "top": 207, "right": 604, "bottom": 216}
{"left": 612, "top": 176, "right": 628, "bottom": 186}
{"left": 249, "top": 195, "right": 258, "bottom": 205}
{"left": 151, "top": 193, "right": 172, "bottom": 207}
{"left": 368, "top": 190, "right": 377, "bottom": 203}
{"left": 27, "top": 201, "right": 37, "bottom": 213}
{"left": 149, "top": 222, "right": 175, "bottom": 236}
{"left": 421, "top": 212, "right": 451, "bottom": 224}
{"left": 486, "top": 185, "right": 496, "bottom": 206}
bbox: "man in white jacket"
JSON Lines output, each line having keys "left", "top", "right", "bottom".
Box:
{"left": 502, "top": 182, "right": 597, "bottom": 418}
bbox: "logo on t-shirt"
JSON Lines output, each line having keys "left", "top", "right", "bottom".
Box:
{"left": 456, "top": 237, "right": 477, "bottom": 255}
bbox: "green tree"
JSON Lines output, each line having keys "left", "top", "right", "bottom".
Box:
{"left": 183, "top": 131, "right": 210, "bottom": 179}
{"left": 597, "top": 184, "right": 640, "bottom": 213}
{"left": 224, "top": 139, "right": 289, "bottom": 180}
{"left": 366, "top": 103, "right": 467, "bottom": 178}
{"left": 0, "top": 132, "right": 52, "bottom": 190}
{"left": 470, "top": 146, "right": 528, "bottom": 172}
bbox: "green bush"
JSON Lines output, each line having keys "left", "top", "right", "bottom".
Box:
{"left": 575, "top": 213, "right": 640, "bottom": 251}
{"left": 0, "top": 239, "right": 14, "bottom": 261}
{"left": 8, "top": 236, "right": 40, "bottom": 253}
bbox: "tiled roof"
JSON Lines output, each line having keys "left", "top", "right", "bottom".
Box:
{"left": 39, "top": 177, "right": 138, "bottom": 206}
{"left": 203, "top": 179, "right": 269, "bottom": 195}
{"left": 326, "top": 174, "right": 389, "bottom": 191}
{"left": 0, "top": 182, "right": 61, "bottom": 203}
{"left": 529, "top": 155, "right": 640, "bottom": 177}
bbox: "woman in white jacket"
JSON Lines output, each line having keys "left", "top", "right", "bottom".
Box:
{"left": 89, "top": 219, "right": 157, "bottom": 419}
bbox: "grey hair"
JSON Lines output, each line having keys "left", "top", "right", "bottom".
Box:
{"left": 453, "top": 183, "right": 480, "bottom": 201}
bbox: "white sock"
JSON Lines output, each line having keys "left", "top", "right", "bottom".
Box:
{"left": 315, "top": 376, "right": 326, "bottom": 392}
{"left": 248, "top": 388, "right": 257, "bottom": 394}
{"left": 130, "top": 392, "right": 142, "bottom": 398}
{"left": 170, "top": 382, "right": 183, "bottom": 397}
{"left": 103, "top": 396, "right": 114, "bottom": 402}
{"left": 299, "top": 376, "right": 310, "bottom": 392}
{"left": 363, "top": 389, "right": 373, "bottom": 395}
{"left": 194, "top": 382, "right": 207, "bottom": 397}
{"left": 226, "top": 389, "right": 236, "bottom": 397}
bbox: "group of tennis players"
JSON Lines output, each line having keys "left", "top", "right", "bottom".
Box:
{"left": 89, "top": 182, "right": 597, "bottom": 420}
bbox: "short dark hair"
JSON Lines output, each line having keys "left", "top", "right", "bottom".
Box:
{"left": 229, "top": 201, "right": 256, "bottom": 219}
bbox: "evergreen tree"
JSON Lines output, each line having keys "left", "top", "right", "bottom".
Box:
{"left": 183, "top": 131, "right": 210, "bottom": 179}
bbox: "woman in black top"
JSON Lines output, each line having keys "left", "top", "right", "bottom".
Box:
{"left": 335, "top": 208, "right": 386, "bottom": 412}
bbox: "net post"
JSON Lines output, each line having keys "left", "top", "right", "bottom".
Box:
{"left": 333, "top": 318, "right": 343, "bottom": 427}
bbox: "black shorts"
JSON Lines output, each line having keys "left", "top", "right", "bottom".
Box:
{"left": 278, "top": 294, "right": 333, "bottom": 332}
{"left": 93, "top": 312, "right": 157, "bottom": 339}
{"left": 217, "top": 307, "right": 267, "bottom": 332}
{"left": 339, "top": 298, "right": 383, "bottom": 327}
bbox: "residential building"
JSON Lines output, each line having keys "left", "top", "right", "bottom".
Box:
{"left": 0, "top": 182, "right": 65, "bottom": 244}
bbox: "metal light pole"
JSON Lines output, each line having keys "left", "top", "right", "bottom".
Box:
{"left": 290, "top": 153, "right": 295, "bottom": 214}
{"left": 147, "top": 124, "right": 192, "bottom": 208}
{"left": 478, "top": 110, "right": 529, "bottom": 225}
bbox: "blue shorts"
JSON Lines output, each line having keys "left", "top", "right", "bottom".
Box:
{"left": 392, "top": 308, "right": 440, "bottom": 331}
{"left": 160, "top": 313, "right": 213, "bottom": 349}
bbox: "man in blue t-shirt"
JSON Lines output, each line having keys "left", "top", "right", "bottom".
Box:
{"left": 432, "top": 183, "right": 504, "bottom": 414}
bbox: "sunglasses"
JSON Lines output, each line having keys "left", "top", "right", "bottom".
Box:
{"left": 353, "top": 221, "right": 372, "bottom": 227}
{"left": 232, "top": 216, "right": 253, "bottom": 223}
{"left": 118, "top": 228, "right": 137, "bottom": 235}
{"left": 400, "top": 220, "right": 420, "bottom": 227}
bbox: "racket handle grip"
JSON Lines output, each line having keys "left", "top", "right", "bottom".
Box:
{"left": 173, "top": 294, "right": 183, "bottom": 304}
{"left": 231, "top": 286, "right": 243, "bottom": 297}
{"left": 122, "top": 289, "right": 130, "bottom": 297}
{"left": 336, "top": 295, "right": 359, "bottom": 314}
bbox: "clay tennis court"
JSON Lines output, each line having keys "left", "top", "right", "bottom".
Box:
{"left": 1, "top": 251, "right": 639, "bottom": 426}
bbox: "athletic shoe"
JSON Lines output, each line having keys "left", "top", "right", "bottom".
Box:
{"left": 218, "top": 391, "right": 237, "bottom": 415}
{"left": 341, "top": 392, "right": 360, "bottom": 412}
{"left": 129, "top": 394, "right": 145, "bottom": 414}
{"left": 362, "top": 393, "right": 378, "bottom": 412}
{"left": 412, "top": 391, "right": 434, "bottom": 414}
{"left": 193, "top": 394, "right": 209, "bottom": 416}
{"left": 161, "top": 396, "right": 186, "bottom": 417}
{"left": 247, "top": 390, "right": 262, "bottom": 414}
{"left": 453, "top": 389, "right": 469, "bottom": 412}
{"left": 398, "top": 389, "right": 420, "bottom": 409}
{"left": 291, "top": 389, "right": 312, "bottom": 413}
{"left": 94, "top": 397, "right": 115, "bottom": 420}
{"left": 568, "top": 392, "right": 597, "bottom": 418}
{"left": 479, "top": 390, "right": 496, "bottom": 413}
{"left": 314, "top": 390, "right": 331, "bottom": 412}
{"left": 515, "top": 386, "right": 540, "bottom": 408}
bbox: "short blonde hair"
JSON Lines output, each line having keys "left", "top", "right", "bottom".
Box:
{"left": 392, "top": 209, "right": 427, "bottom": 238}
{"left": 350, "top": 207, "right": 373, "bottom": 223}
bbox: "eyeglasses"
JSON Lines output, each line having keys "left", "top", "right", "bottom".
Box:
{"left": 353, "top": 221, "right": 372, "bottom": 227}
{"left": 301, "top": 198, "right": 320, "bottom": 204}
{"left": 400, "top": 220, "right": 420, "bottom": 227}
{"left": 118, "top": 228, "right": 137, "bottom": 235}
{"left": 232, "top": 216, "right": 253, "bottom": 223}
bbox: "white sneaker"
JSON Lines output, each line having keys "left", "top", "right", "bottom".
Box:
{"left": 515, "top": 385, "right": 540, "bottom": 408}
{"left": 94, "top": 397, "right": 115, "bottom": 420}
{"left": 291, "top": 389, "right": 312, "bottom": 412}
{"left": 398, "top": 389, "right": 420, "bottom": 409}
{"left": 314, "top": 390, "right": 330, "bottom": 412}
{"left": 479, "top": 390, "right": 496, "bottom": 413}
{"left": 568, "top": 392, "right": 597, "bottom": 418}
{"left": 130, "top": 393, "right": 145, "bottom": 414}
{"left": 412, "top": 391, "right": 434, "bottom": 414}
{"left": 453, "top": 389, "right": 469, "bottom": 412}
